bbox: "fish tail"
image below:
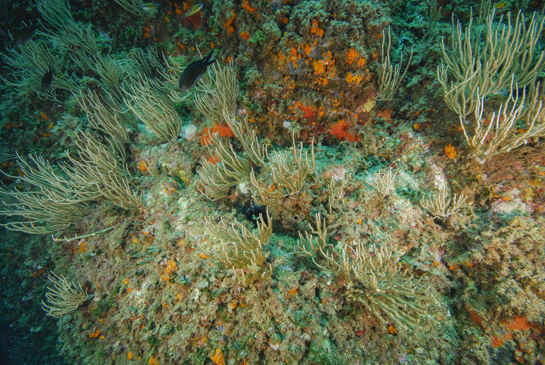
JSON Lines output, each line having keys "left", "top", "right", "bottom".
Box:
{"left": 204, "top": 49, "right": 214, "bottom": 65}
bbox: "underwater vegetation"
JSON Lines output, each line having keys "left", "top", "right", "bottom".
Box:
{"left": 0, "top": 0, "right": 544, "bottom": 364}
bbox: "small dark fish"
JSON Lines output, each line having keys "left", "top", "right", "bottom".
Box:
{"left": 12, "top": 23, "right": 38, "bottom": 44}
{"left": 41, "top": 67, "right": 54, "bottom": 89}
{"left": 178, "top": 50, "right": 216, "bottom": 90}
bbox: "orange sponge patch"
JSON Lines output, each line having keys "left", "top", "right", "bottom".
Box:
{"left": 329, "top": 120, "right": 361, "bottom": 143}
